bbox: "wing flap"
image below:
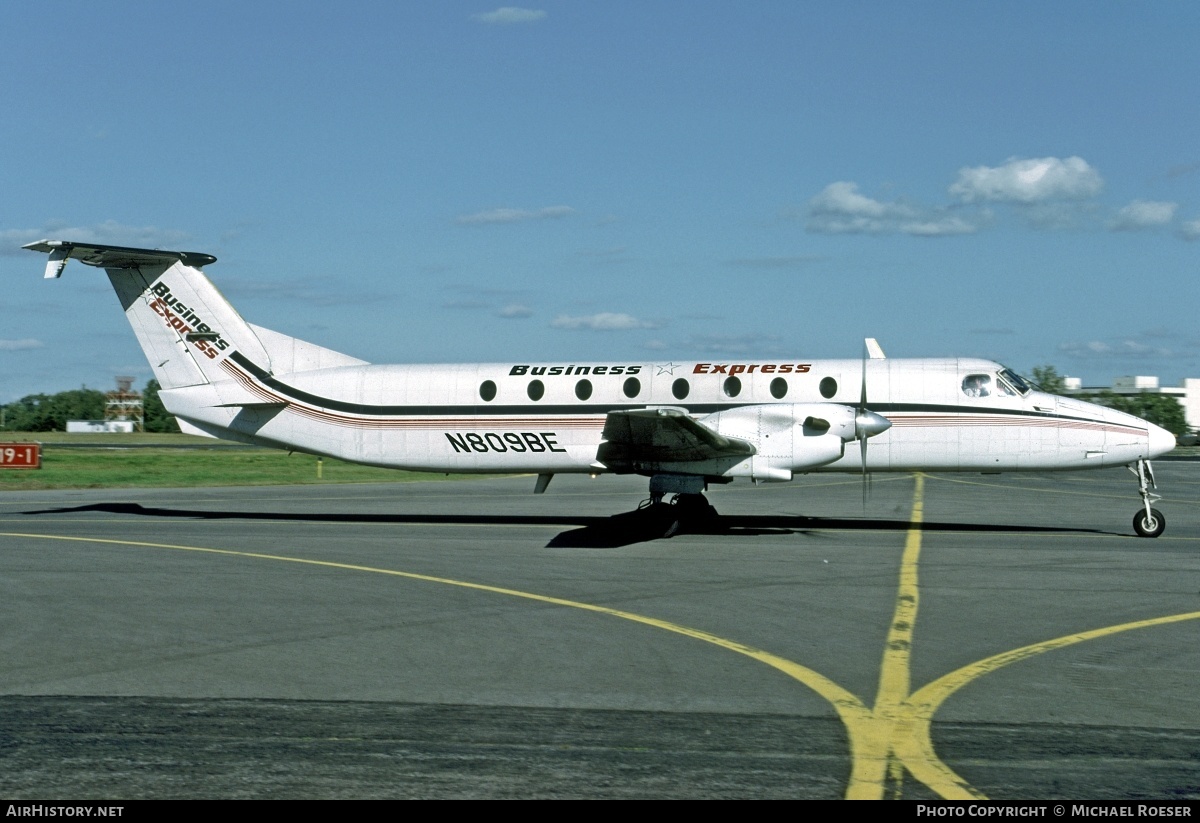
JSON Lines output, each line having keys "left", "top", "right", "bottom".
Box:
{"left": 596, "top": 408, "right": 755, "bottom": 468}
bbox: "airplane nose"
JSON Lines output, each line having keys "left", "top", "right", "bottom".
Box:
{"left": 1148, "top": 423, "right": 1176, "bottom": 458}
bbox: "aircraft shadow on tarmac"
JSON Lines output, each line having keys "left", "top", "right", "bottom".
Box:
{"left": 24, "top": 502, "right": 1110, "bottom": 550}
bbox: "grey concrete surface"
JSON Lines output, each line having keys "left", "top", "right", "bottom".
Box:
{"left": 1, "top": 464, "right": 1198, "bottom": 799}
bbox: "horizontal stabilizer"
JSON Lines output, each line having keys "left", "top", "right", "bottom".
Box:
{"left": 23, "top": 240, "right": 216, "bottom": 278}
{"left": 175, "top": 418, "right": 220, "bottom": 440}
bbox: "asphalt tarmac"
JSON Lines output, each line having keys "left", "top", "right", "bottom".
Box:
{"left": 1, "top": 463, "right": 1198, "bottom": 799}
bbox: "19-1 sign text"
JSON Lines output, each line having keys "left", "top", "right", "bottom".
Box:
{"left": 1, "top": 444, "right": 41, "bottom": 469}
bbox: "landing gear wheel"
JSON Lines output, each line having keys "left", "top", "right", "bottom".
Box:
{"left": 1133, "top": 508, "right": 1165, "bottom": 538}
{"left": 663, "top": 517, "right": 683, "bottom": 539}
{"left": 660, "top": 493, "right": 717, "bottom": 539}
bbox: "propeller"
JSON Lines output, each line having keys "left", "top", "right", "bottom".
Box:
{"left": 855, "top": 338, "right": 892, "bottom": 505}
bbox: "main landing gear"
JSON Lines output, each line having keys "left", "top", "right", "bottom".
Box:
{"left": 643, "top": 474, "right": 720, "bottom": 538}
{"left": 639, "top": 492, "right": 719, "bottom": 539}
{"left": 671, "top": 494, "right": 719, "bottom": 538}
{"left": 1130, "top": 458, "right": 1166, "bottom": 538}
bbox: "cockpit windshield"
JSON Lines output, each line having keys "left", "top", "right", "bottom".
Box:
{"left": 962, "top": 368, "right": 1035, "bottom": 399}
{"left": 997, "top": 367, "right": 1033, "bottom": 397}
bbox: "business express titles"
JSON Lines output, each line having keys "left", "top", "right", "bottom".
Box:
{"left": 445, "top": 362, "right": 815, "bottom": 455}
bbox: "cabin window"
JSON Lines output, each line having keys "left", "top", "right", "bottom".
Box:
{"left": 820, "top": 377, "right": 837, "bottom": 399}
{"left": 527, "top": 379, "right": 545, "bottom": 401}
{"left": 723, "top": 376, "right": 742, "bottom": 397}
{"left": 770, "top": 377, "right": 788, "bottom": 399}
{"left": 623, "top": 377, "right": 641, "bottom": 398}
{"left": 962, "top": 374, "right": 992, "bottom": 398}
{"left": 672, "top": 378, "right": 690, "bottom": 400}
{"left": 479, "top": 380, "right": 497, "bottom": 402}
{"left": 575, "top": 379, "right": 593, "bottom": 400}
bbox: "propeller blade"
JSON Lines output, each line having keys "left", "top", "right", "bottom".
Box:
{"left": 860, "top": 341, "right": 869, "bottom": 505}
{"left": 860, "top": 433, "right": 869, "bottom": 507}
{"left": 855, "top": 339, "right": 892, "bottom": 506}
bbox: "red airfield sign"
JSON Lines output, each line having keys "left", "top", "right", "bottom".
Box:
{"left": 1, "top": 443, "right": 41, "bottom": 469}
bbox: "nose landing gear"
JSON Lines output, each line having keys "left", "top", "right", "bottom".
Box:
{"left": 1130, "top": 458, "right": 1166, "bottom": 538}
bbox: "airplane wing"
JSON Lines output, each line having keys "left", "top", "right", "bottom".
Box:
{"left": 596, "top": 408, "right": 755, "bottom": 469}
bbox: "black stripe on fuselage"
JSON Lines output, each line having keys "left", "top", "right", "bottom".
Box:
{"left": 227, "top": 352, "right": 1137, "bottom": 429}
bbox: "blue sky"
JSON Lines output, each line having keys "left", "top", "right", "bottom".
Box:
{"left": 2, "top": 1, "right": 1198, "bottom": 403}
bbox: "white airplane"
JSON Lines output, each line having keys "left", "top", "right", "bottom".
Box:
{"left": 25, "top": 239, "right": 1176, "bottom": 538}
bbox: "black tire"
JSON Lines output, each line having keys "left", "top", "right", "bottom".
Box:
{"left": 1133, "top": 508, "right": 1166, "bottom": 538}
{"left": 663, "top": 494, "right": 718, "bottom": 538}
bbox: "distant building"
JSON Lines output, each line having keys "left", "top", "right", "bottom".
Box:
{"left": 1065, "top": 375, "right": 1200, "bottom": 432}
{"left": 66, "top": 420, "right": 136, "bottom": 433}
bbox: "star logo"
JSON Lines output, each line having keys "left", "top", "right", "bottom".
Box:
{"left": 655, "top": 362, "right": 680, "bottom": 375}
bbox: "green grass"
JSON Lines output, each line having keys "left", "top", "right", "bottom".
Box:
{"left": 1, "top": 431, "right": 204, "bottom": 446}
{"left": 0, "top": 433, "right": 498, "bottom": 490}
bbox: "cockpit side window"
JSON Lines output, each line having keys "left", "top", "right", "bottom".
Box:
{"left": 962, "top": 373, "right": 992, "bottom": 398}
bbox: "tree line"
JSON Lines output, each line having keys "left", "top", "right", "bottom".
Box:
{"left": 0, "top": 380, "right": 179, "bottom": 433}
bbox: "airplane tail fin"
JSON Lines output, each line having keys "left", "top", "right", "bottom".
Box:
{"left": 23, "top": 240, "right": 364, "bottom": 391}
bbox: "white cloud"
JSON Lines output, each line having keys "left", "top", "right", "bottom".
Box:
{"left": 685, "top": 333, "right": 783, "bottom": 356}
{"left": 898, "top": 216, "right": 978, "bottom": 236}
{"left": 1109, "top": 200, "right": 1177, "bottom": 231}
{"left": 471, "top": 7, "right": 546, "bottom": 24}
{"left": 0, "top": 338, "right": 45, "bottom": 351}
{"left": 1017, "top": 202, "right": 1095, "bottom": 230}
{"left": 455, "top": 205, "right": 574, "bottom": 225}
{"left": 806, "top": 182, "right": 977, "bottom": 236}
{"left": 497, "top": 304, "right": 533, "bottom": 318}
{"left": 806, "top": 182, "right": 914, "bottom": 235}
{"left": 551, "top": 312, "right": 660, "bottom": 331}
{"left": 810, "top": 182, "right": 913, "bottom": 220}
{"left": 949, "top": 156, "right": 1103, "bottom": 203}
{"left": 1177, "top": 217, "right": 1200, "bottom": 241}
{"left": 1058, "top": 338, "right": 1173, "bottom": 359}
{"left": 0, "top": 221, "right": 192, "bottom": 256}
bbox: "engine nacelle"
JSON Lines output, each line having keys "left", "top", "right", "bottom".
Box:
{"left": 699, "top": 403, "right": 856, "bottom": 476}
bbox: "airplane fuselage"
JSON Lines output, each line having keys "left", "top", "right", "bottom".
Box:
{"left": 164, "top": 353, "right": 1169, "bottom": 480}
